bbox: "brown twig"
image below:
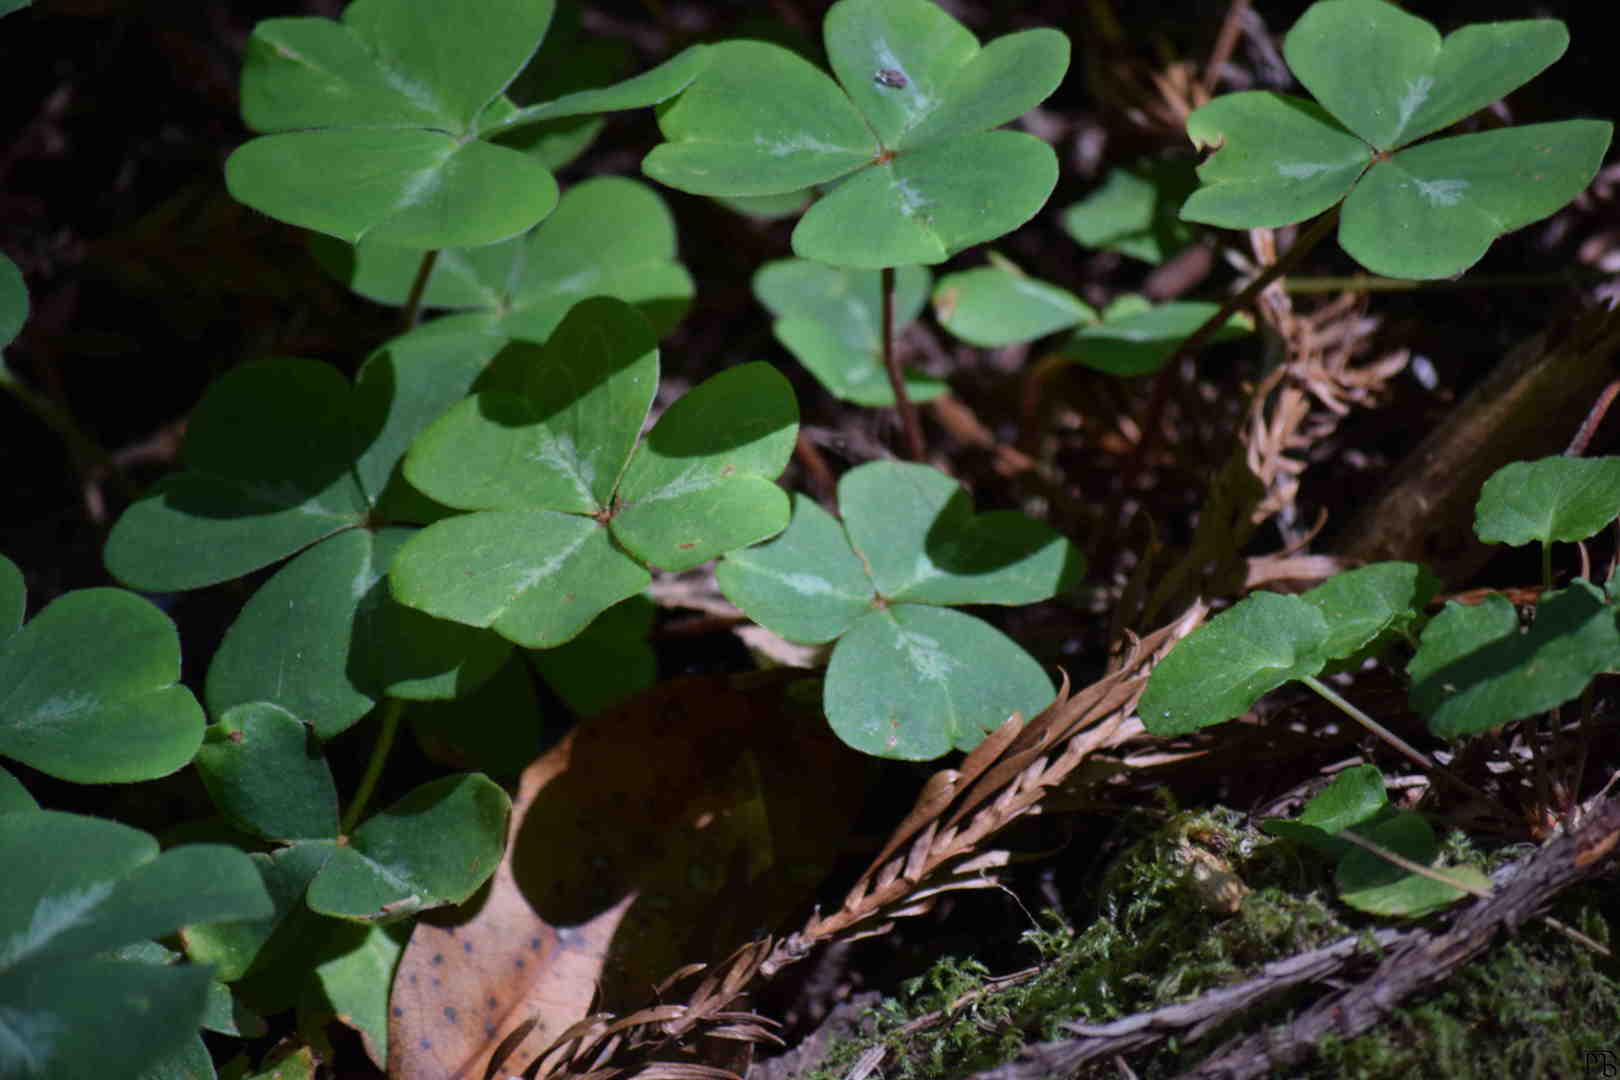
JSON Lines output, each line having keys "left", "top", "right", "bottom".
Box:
{"left": 1118, "top": 208, "right": 1339, "bottom": 492}
{"left": 1200, "top": 0, "right": 1251, "bottom": 98}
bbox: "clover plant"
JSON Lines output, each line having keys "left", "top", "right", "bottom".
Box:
{"left": 388, "top": 296, "right": 798, "bottom": 647}
{"left": 225, "top": 0, "right": 707, "bottom": 249}
{"left": 718, "top": 461, "right": 1083, "bottom": 759}
{"left": 1180, "top": 0, "right": 1612, "bottom": 279}
{"left": 4, "top": 0, "right": 1615, "bottom": 1072}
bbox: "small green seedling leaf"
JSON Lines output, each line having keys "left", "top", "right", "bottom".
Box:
{"left": 306, "top": 773, "right": 509, "bottom": 922}
{"left": 1181, "top": 0, "right": 1612, "bottom": 278}
{"left": 644, "top": 0, "right": 1068, "bottom": 267}
{"left": 1335, "top": 811, "right": 1484, "bottom": 917}
{"left": 394, "top": 298, "right": 798, "bottom": 646}
{"left": 1061, "top": 160, "right": 1200, "bottom": 264}
{"left": 1138, "top": 591, "right": 1331, "bottom": 736}
{"left": 194, "top": 703, "right": 341, "bottom": 843}
{"left": 721, "top": 461, "right": 1080, "bottom": 759}
{"left": 1261, "top": 763, "right": 1388, "bottom": 859}
{"left": 932, "top": 260, "right": 1096, "bottom": 348}
{"left": 310, "top": 177, "right": 693, "bottom": 344}
{"left": 1063, "top": 299, "right": 1251, "bottom": 376}
{"left": 754, "top": 259, "right": 944, "bottom": 405}
{"left": 1475, "top": 455, "right": 1620, "bottom": 547}
{"left": 0, "top": 251, "right": 25, "bottom": 349}
{"left": 0, "top": 811, "right": 271, "bottom": 1080}
{"left": 826, "top": 605, "right": 1052, "bottom": 759}
{"left": 0, "top": 585, "right": 204, "bottom": 783}
{"left": 1408, "top": 582, "right": 1620, "bottom": 738}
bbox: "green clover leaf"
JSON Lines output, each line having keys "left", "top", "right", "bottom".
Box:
{"left": 643, "top": 0, "right": 1068, "bottom": 267}
{"left": 718, "top": 462, "right": 1083, "bottom": 759}
{"left": 1180, "top": 0, "right": 1611, "bottom": 279}
{"left": 392, "top": 297, "right": 798, "bottom": 648}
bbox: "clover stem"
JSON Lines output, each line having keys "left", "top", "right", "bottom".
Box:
{"left": 879, "top": 265, "right": 926, "bottom": 461}
{"left": 341, "top": 696, "right": 404, "bottom": 836}
{"left": 0, "top": 367, "right": 136, "bottom": 503}
{"left": 1541, "top": 541, "right": 1554, "bottom": 590}
{"left": 401, "top": 249, "right": 441, "bottom": 330}
{"left": 1300, "top": 673, "right": 1494, "bottom": 807}
{"left": 1121, "top": 207, "right": 1339, "bottom": 489}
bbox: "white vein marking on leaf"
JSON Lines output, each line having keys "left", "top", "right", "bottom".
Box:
{"left": 0, "top": 1004, "right": 65, "bottom": 1070}
{"left": 776, "top": 572, "right": 841, "bottom": 596}
{"left": 1412, "top": 177, "right": 1468, "bottom": 207}
{"left": 895, "top": 626, "right": 956, "bottom": 684}
{"left": 528, "top": 430, "right": 597, "bottom": 505}
{"left": 552, "top": 269, "right": 601, "bottom": 294}
{"left": 23, "top": 690, "right": 99, "bottom": 729}
{"left": 635, "top": 464, "right": 712, "bottom": 504}
{"left": 1276, "top": 161, "right": 1341, "bottom": 180}
{"left": 895, "top": 178, "right": 933, "bottom": 218}
{"left": 752, "top": 132, "right": 851, "bottom": 157}
{"left": 0, "top": 880, "right": 117, "bottom": 970}
{"left": 512, "top": 526, "right": 592, "bottom": 593}
{"left": 1396, "top": 75, "right": 1435, "bottom": 137}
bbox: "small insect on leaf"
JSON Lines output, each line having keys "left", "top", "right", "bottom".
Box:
{"left": 874, "top": 68, "right": 908, "bottom": 89}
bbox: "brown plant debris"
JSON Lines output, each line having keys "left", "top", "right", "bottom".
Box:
{"left": 509, "top": 605, "right": 1210, "bottom": 1079}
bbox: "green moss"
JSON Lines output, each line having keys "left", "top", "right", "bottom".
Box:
{"left": 790, "top": 809, "right": 1620, "bottom": 1080}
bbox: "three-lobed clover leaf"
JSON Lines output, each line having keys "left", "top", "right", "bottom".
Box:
{"left": 1181, "top": 0, "right": 1612, "bottom": 279}
{"left": 718, "top": 461, "right": 1084, "bottom": 759}
{"left": 392, "top": 297, "right": 799, "bottom": 649}
{"left": 0, "top": 811, "right": 271, "bottom": 1079}
{"left": 642, "top": 0, "right": 1069, "bottom": 268}
{"left": 753, "top": 258, "right": 943, "bottom": 406}
{"left": 310, "top": 176, "right": 694, "bottom": 348}
{"left": 226, "top": 0, "right": 707, "bottom": 248}
{"left": 0, "top": 555, "right": 205, "bottom": 783}
{"left": 105, "top": 330, "right": 515, "bottom": 738}
{"left": 1139, "top": 562, "right": 1436, "bottom": 736}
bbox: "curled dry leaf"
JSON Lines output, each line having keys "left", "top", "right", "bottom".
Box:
{"left": 387, "top": 673, "right": 877, "bottom": 1080}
